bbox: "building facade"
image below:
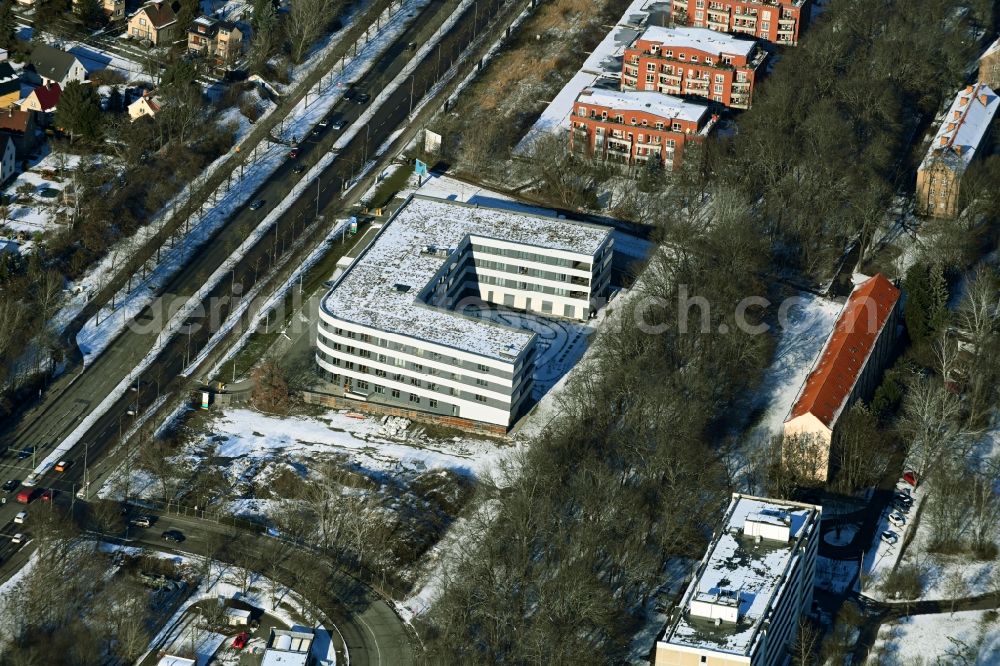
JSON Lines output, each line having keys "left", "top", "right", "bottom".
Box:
{"left": 127, "top": 1, "right": 179, "bottom": 45}
{"left": 982, "top": 39, "right": 1000, "bottom": 91}
{"left": 783, "top": 274, "right": 900, "bottom": 483}
{"left": 670, "top": 0, "right": 811, "bottom": 46}
{"left": 188, "top": 16, "right": 244, "bottom": 65}
{"left": 622, "top": 26, "right": 764, "bottom": 109}
{"left": 655, "top": 494, "right": 821, "bottom": 666}
{"left": 315, "top": 195, "right": 614, "bottom": 430}
{"left": 570, "top": 87, "right": 712, "bottom": 168}
{"left": 916, "top": 83, "right": 998, "bottom": 219}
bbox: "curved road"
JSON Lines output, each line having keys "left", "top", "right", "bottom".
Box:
{"left": 124, "top": 511, "right": 415, "bottom": 666}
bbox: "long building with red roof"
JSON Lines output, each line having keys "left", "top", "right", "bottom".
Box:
{"left": 783, "top": 274, "right": 901, "bottom": 482}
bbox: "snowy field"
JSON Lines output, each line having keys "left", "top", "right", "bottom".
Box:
{"left": 869, "top": 610, "right": 1000, "bottom": 665}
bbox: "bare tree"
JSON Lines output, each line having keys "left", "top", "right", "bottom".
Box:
{"left": 251, "top": 359, "right": 291, "bottom": 414}
{"left": 898, "top": 377, "right": 972, "bottom": 483}
{"left": 287, "top": 0, "right": 340, "bottom": 63}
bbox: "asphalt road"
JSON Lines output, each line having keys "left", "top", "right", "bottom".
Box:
{"left": 0, "top": 0, "right": 523, "bottom": 661}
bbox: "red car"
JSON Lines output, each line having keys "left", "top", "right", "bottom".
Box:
{"left": 40, "top": 489, "right": 54, "bottom": 502}
{"left": 232, "top": 631, "right": 250, "bottom": 650}
{"left": 901, "top": 470, "right": 918, "bottom": 488}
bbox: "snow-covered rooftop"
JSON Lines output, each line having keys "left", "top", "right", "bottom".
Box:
{"left": 982, "top": 37, "right": 1000, "bottom": 60}
{"left": 920, "top": 83, "right": 999, "bottom": 172}
{"left": 577, "top": 87, "right": 708, "bottom": 124}
{"left": 662, "top": 494, "right": 821, "bottom": 656}
{"left": 638, "top": 25, "right": 758, "bottom": 58}
{"left": 321, "top": 195, "right": 611, "bottom": 360}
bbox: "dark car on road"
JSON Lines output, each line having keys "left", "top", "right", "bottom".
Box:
{"left": 354, "top": 92, "right": 370, "bottom": 104}
{"left": 249, "top": 199, "right": 266, "bottom": 210}
{"left": 2, "top": 480, "right": 19, "bottom": 493}
{"left": 16, "top": 447, "right": 34, "bottom": 460}
{"left": 161, "top": 530, "right": 185, "bottom": 543}
{"left": 293, "top": 164, "right": 306, "bottom": 174}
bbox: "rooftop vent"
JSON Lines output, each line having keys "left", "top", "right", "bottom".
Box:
{"left": 690, "top": 588, "right": 740, "bottom": 624}
{"left": 744, "top": 508, "right": 792, "bottom": 543}
{"left": 393, "top": 283, "right": 412, "bottom": 293}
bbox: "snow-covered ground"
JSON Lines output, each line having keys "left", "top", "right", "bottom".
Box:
{"left": 0, "top": 151, "right": 88, "bottom": 237}
{"left": 515, "top": 0, "right": 656, "bottom": 154}
{"left": 197, "top": 408, "right": 509, "bottom": 479}
{"left": 127, "top": 545, "right": 338, "bottom": 666}
{"left": 869, "top": 610, "right": 1000, "bottom": 665}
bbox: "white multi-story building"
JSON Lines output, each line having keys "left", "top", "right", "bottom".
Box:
{"left": 315, "top": 195, "right": 614, "bottom": 430}
{"left": 654, "top": 494, "right": 821, "bottom": 666}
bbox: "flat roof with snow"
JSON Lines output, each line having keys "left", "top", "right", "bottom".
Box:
{"left": 577, "top": 87, "right": 708, "bottom": 124}
{"left": 321, "top": 195, "right": 611, "bottom": 360}
{"left": 638, "top": 25, "right": 757, "bottom": 57}
{"left": 661, "top": 494, "right": 820, "bottom": 655}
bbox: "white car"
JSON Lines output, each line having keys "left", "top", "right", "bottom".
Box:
{"left": 13, "top": 511, "right": 26, "bottom": 524}
{"left": 888, "top": 511, "right": 906, "bottom": 528}
{"left": 11, "top": 533, "right": 24, "bottom": 544}
{"left": 881, "top": 530, "right": 899, "bottom": 545}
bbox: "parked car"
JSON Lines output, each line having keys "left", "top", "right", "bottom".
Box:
{"left": 892, "top": 501, "right": 910, "bottom": 515}
{"left": 901, "top": 470, "right": 918, "bottom": 488}
{"left": 130, "top": 516, "right": 153, "bottom": 528}
{"left": 343, "top": 88, "right": 357, "bottom": 101}
{"left": 293, "top": 164, "right": 306, "bottom": 174}
{"left": 331, "top": 120, "right": 345, "bottom": 131}
{"left": 894, "top": 490, "right": 913, "bottom": 503}
{"left": 11, "top": 533, "right": 24, "bottom": 545}
{"left": 318, "top": 118, "right": 329, "bottom": 127}
{"left": 161, "top": 530, "right": 185, "bottom": 543}
{"left": 232, "top": 631, "right": 250, "bottom": 650}
{"left": 311, "top": 126, "right": 322, "bottom": 136}
{"left": 54, "top": 460, "right": 72, "bottom": 473}
{"left": 2, "top": 480, "right": 18, "bottom": 493}
{"left": 13, "top": 511, "right": 26, "bottom": 524}
{"left": 249, "top": 199, "right": 266, "bottom": 210}
{"left": 881, "top": 530, "right": 899, "bottom": 545}
{"left": 888, "top": 511, "right": 906, "bottom": 527}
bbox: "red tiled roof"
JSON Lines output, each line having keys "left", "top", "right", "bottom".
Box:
{"left": 786, "top": 274, "right": 900, "bottom": 428}
{"left": 0, "top": 108, "right": 30, "bottom": 133}
{"left": 30, "top": 82, "right": 62, "bottom": 110}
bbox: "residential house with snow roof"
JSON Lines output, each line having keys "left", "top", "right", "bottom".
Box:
{"left": 570, "top": 87, "right": 714, "bottom": 168}
{"left": 188, "top": 16, "right": 245, "bottom": 66}
{"left": 782, "top": 274, "right": 900, "bottom": 483}
{"left": 916, "top": 83, "right": 998, "bottom": 219}
{"left": 654, "top": 493, "right": 821, "bottom": 666}
{"left": 315, "top": 194, "right": 614, "bottom": 432}
{"left": 128, "top": 0, "right": 179, "bottom": 45}
{"left": 20, "top": 83, "right": 61, "bottom": 126}
{"left": 621, "top": 26, "right": 765, "bottom": 109}
{"left": 980, "top": 38, "right": 1000, "bottom": 91}
{"left": 72, "top": 0, "right": 126, "bottom": 20}
{"left": 128, "top": 92, "right": 163, "bottom": 121}
{"left": 28, "top": 45, "right": 87, "bottom": 88}
{"left": 0, "top": 62, "right": 19, "bottom": 109}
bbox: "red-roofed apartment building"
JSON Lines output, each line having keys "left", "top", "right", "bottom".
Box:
{"left": 782, "top": 274, "right": 901, "bottom": 482}
{"left": 669, "top": 0, "right": 811, "bottom": 47}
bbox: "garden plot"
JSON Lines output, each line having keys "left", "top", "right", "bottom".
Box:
{"left": 1, "top": 151, "right": 89, "bottom": 237}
